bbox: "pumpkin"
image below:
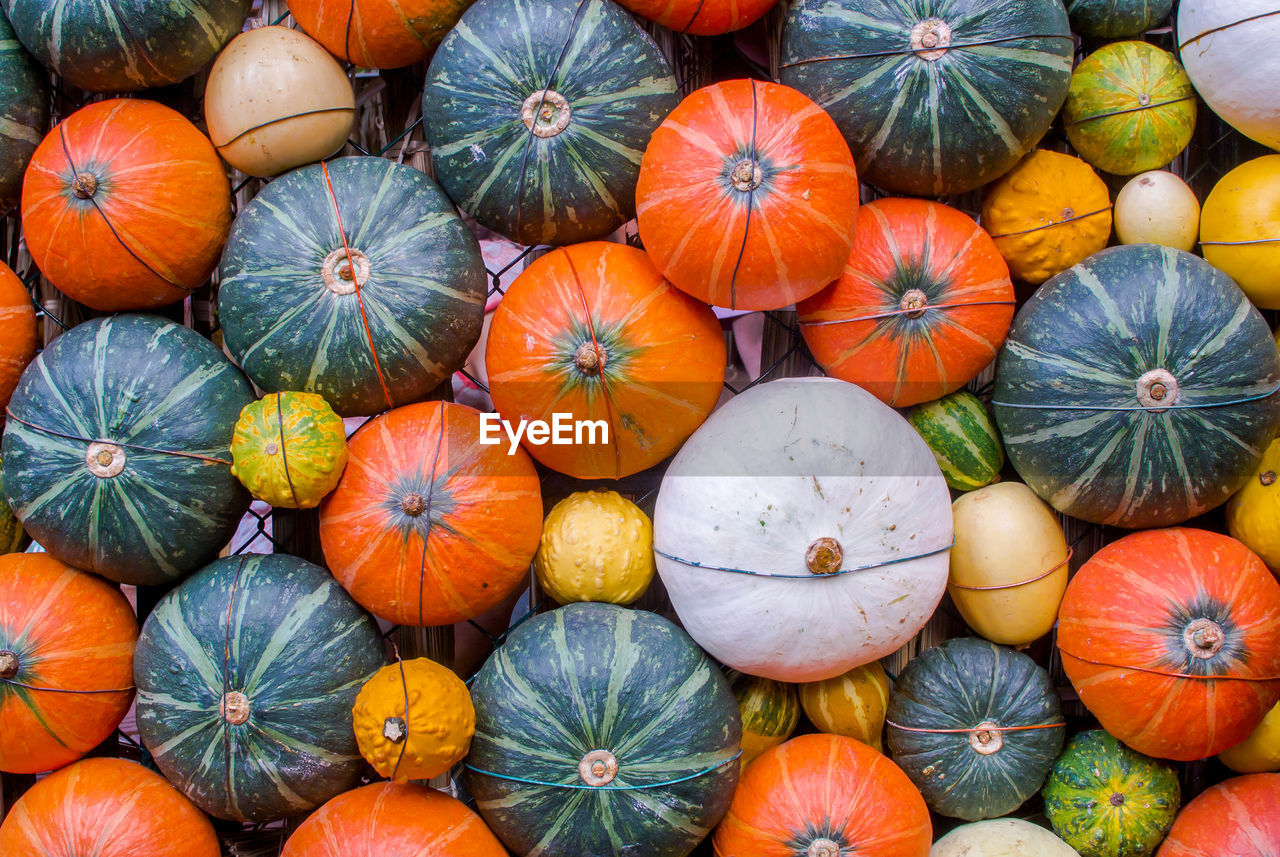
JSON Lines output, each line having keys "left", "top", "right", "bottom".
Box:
{"left": 281, "top": 782, "right": 508, "bottom": 857}
{"left": 467, "top": 602, "right": 741, "bottom": 857}
{"left": 1200, "top": 155, "right": 1280, "bottom": 309}
{"left": 798, "top": 661, "right": 889, "bottom": 751}
{"left": 21, "top": 99, "right": 233, "bottom": 312}
{"left": 1064, "top": 42, "right": 1196, "bottom": 177}
{"left": 218, "top": 156, "right": 486, "bottom": 417}
{"left": 1067, "top": 0, "right": 1174, "bottom": 38}
{"left": 636, "top": 78, "right": 859, "bottom": 311}
{"left": 1058, "top": 527, "right": 1280, "bottom": 761}
{"left": 486, "top": 242, "right": 726, "bottom": 478}
{"left": 423, "top": 0, "right": 678, "bottom": 246}
{"left": 290, "top": 0, "right": 474, "bottom": 68}
{"left": 616, "top": 0, "right": 778, "bottom": 35}
{"left": 2, "top": 314, "right": 254, "bottom": 586}
{"left": 534, "top": 490, "right": 657, "bottom": 605}
{"left": 352, "top": 658, "right": 475, "bottom": 782}
{"left": 0, "top": 259, "right": 35, "bottom": 410}
{"left": 0, "top": 553, "right": 136, "bottom": 774}
{"left": 319, "top": 400, "right": 543, "bottom": 626}
{"left": 1114, "top": 170, "right": 1200, "bottom": 251}
{"left": 230, "top": 392, "right": 349, "bottom": 510}
{"left": 887, "top": 637, "right": 1064, "bottom": 820}
{"left": 0, "top": 757, "right": 220, "bottom": 857}
{"left": 1044, "top": 730, "right": 1180, "bottom": 857}
{"left": 906, "top": 391, "right": 1004, "bottom": 492}
{"left": 1220, "top": 701, "right": 1280, "bottom": 773}
{"left": 135, "top": 553, "right": 386, "bottom": 823}
{"left": 714, "top": 733, "right": 932, "bottom": 857}
{"left": 980, "top": 150, "right": 1113, "bottom": 285}
{"left": 931, "top": 819, "right": 1080, "bottom": 857}
{"left": 780, "top": 0, "right": 1072, "bottom": 197}
{"left": 796, "top": 198, "right": 1014, "bottom": 407}
{"left": 0, "top": 457, "right": 22, "bottom": 553}
{"left": 204, "top": 25, "right": 355, "bottom": 178}
{"left": 653, "top": 378, "right": 952, "bottom": 682}
{"left": 0, "top": 8, "right": 46, "bottom": 209}
{"left": 727, "top": 669, "right": 800, "bottom": 768}
{"left": 1227, "top": 436, "right": 1280, "bottom": 575}
{"left": 993, "top": 245, "right": 1280, "bottom": 529}
{"left": 948, "top": 482, "right": 1069, "bottom": 647}
{"left": 1157, "top": 773, "right": 1280, "bottom": 857}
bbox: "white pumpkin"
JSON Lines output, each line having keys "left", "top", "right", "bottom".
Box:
{"left": 653, "top": 377, "right": 952, "bottom": 682}
{"left": 932, "top": 819, "right": 1080, "bottom": 857}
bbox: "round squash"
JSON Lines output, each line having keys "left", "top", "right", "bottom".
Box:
{"left": 798, "top": 661, "right": 890, "bottom": 751}
{"left": 636, "top": 78, "right": 859, "bottom": 311}
{"left": 949, "top": 481, "right": 1069, "bottom": 647}
{"left": 993, "top": 245, "right": 1280, "bottom": 529}
{"left": 1227, "top": 436, "right": 1280, "bottom": 575}
{"left": 0, "top": 553, "right": 137, "bottom": 774}
{"left": 0, "top": 458, "right": 23, "bottom": 553}
{"left": 319, "top": 400, "right": 543, "bottom": 627}
{"left": 715, "top": 733, "right": 932, "bottom": 857}
{"left": 1058, "top": 527, "right": 1280, "bottom": 761}
{"left": 423, "top": 0, "right": 677, "bottom": 246}
{"left": 887, "top": 637, "right": 1065, "bottom": 820}
{"left": 0, "top": 259, "right": 36, "bottom": 411}
{"left": 0, "top": 757, "right": 220, "bottom": 857}
{"left": 653, "top": 377, "right": 953, "bottom": 682}
{"left": 135, "top": 553, "right": 386, "bottom": 823}
{"left": 534, "top": 490, "right": 656, "bottom": 605}
{"left": 1064, "top": 41, "right": 1196, "bottom": 177}
{"left": 467, "top": 602, "right": 741, "bottom": 857}
{"left": 616, "top": 0, "right": 778, "bottom": 35}
{"left": 230, "top": 392, "right": 349, "bottom": 509}
{"left": 1157, "top": 773, "right": 1280, "bottom": 857}
{"left": 1220, "top": 701, "right": 1280, "bottom": 773}
{"left": 2, "top": 314, "right": 254, "bottom": 586}
{"left": 932, "top": 819, "right": 1081, "bottom": 857}
{"left": 289, "top": 0, "right": 474, "bottom": 68}
{"left": 0, "top": 10, "right": 46, "bottom": 210}
{"left": 485, "top": 242, "right": 726, "bottom": 478}
{"left": 1043, "top": 730, "right": 1181, "bottom": 857}
{"left": 797, "top": 198, "right": 1014, "bottom": 407}
{"left": 906, "top": 391, "right": 1004, "bottom": 492}
{"left": 1200, "top": 155, "right": 1280, "bottom": 309}
{"left": 218, "top": 156, "right": 486, "bottom": 417}
{"left": 727, "top": 669, "right": 800, "bottom": 769}
{"left": 204, "top": 25, "right": 355, "bottom": 178}
{"left": 1067, "top": 0, "right": 1174, "bottom": 38}
{"left": 1114, "top": 170, "right": 1200, "bottom": 251}
{"left": 21, "top": 99, "right": 233, "bottom": 312}
{"left": 981, "top": 150, "right": 1113, "bottom": 285}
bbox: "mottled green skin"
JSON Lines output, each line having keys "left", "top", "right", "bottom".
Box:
{"left": 1067, "top": 0, "right": 1172, "bottom": 38}
{"left": 1, "top": 315, "right": 253, "bottom": 586}
{"left": 780, "top": 0, "right": 1072, "bottom": 196}
{"left": 907, "top": 390, "right": 1004, "bottom": 491}
{"left": 134, "top": 554, "right": 385, "bottom": 823}
{"left": 1044, "top": 730, "right": 1180, "bottom": 857}
{"left": 2, "top": 0, "right": 250, "bottom": 92}
{"left": 422, "top": 0, "right": 678, "bottom": 246}
{"left": 467, "top": 603, "right": 741, "bottom": 857}
{"left": 218, "top": 157, "right": 487, "bottom": 418}
{"left": 0, "top": 9, "right": 45, "bottom": 210}
{"left": 994, "top": 245, "right": 1280, "bottom": 529}
{"left": 887, "top": 637, "right": 1064, "bottom": 821}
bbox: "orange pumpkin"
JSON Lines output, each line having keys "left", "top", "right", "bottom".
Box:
{"left": 714, "top": 733, "right": 932, "bottom": 857}
{"left": 636, "top": 79, "right": 859, "bottom": 311}
{"left": 282, "top": 782, "right": 508, "bottom": 857}
{"left": 289, "top": 0, "right": 474, "bottom": 68}
{"left": 616, "top": 0, "right": 779, "bottom": 35}
{"left": 0, "top": 757, "right": 219, "bottom": 857}
{"left": 0, "top": 261, "right": 36, "bottom": 410}
{"left": 797, "top": 198, "right": 1015, "bottom": 408}
{"left": 1058, "top": 528, "right": 1280, "bottom": 761}
{"left": 1157, "top": 773, "right": 1280, "bottom": 857}
{"left": 0, "top": 553, "right": 137, "bottom": 774}
{"left": 486, "top": 242, "right": 726, "bottom": 479}
{"left": 319, "top": 400, "right": 542, "bottom": 626}
{"left": 20, "top": 99, "right": 232, "bottom": 312}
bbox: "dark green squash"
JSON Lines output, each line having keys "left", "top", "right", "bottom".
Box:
{"left": 0, "top": 455, "right": 24, "bottom": 553}
{"left": 886, "top": 637, "right": 1064, "bottom": 821}
{"left": 0, "top": 8, "right": 45, "bottom": 210}
{"left": 134, "top": 553, "right": 386, "bottom": 823}
{"left": 1066, "top": 0, "right": 1173, "bottom": 38}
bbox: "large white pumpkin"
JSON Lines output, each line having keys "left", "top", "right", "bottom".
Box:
{"left": 653, "top": 377, "right": 952, "bottom": 682}
{"left": 1179, "top": 1, "right": 1280, "bottom": 150}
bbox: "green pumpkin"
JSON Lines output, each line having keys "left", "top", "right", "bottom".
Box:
{"left": 994, "top": 245, "right": 1280, "bottom": 529}
{"left": 467, "top": 602, "right": 741, "bottom": 857}
{"left": 422, "top": 0, "right": 679, "bottom": 246}
{"left": 0, "top": 8, "right": 46, "bottom": 209}
{"left": 0, "top": 455, "right": 23, "bottom": 553}
{"left": 726, "top": 669, "right": 800, "bottom": 769}
{"left": 886, "top": 637, "right": 1065, "bottom": 821}
{"left": 1044, "top": 730, "right": 1180, "bottom": 857}
{"left": 1066, "top": 0, "right": 1172, "bottom": 38}
{"left": 134, "top": 553, "right": 385, "bottom": 823}
{"left": 907, "top": 390, "right": 1004, "bottom": 491}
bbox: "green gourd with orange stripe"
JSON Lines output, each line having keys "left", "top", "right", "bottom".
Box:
{"left": 230, "top": 392, "right": 349, "bottom": 509}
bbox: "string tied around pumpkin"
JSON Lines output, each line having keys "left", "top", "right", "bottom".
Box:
{"left": 991, "top": 380, "right": 1280, "bottom": 412}
{"left": 885, "top": 721, "right": 1066, "bottom": 734}
{"left": 798, "top": 299, "right": 1016, "bottom": 328}
{"left": 0, "top": 648, "right": 133, "bottom": 696}
{"left": 270, "top": 394, "right": 302, "bottom": 509}
{"left": 947, "top": 548, "right": 1072, "bottom": 592}
{"left": 779, "top": 32, "right": 1075, "bottom": 70}
{"left": 1056, "top": 648, "right": 1280, "bottom": 683}
{"left": 985, "top": 206, "right": 1113, "bottom": 240}
{"left": 1179, "top": 9, "right": 1280, "bottom": 49}
{"left": 4, "top": 410, "right": 234, "bottom": 468}
{"left": 561, "top": 247, "right": 623, "bottom": 478}
{"left": 1199, "top": 237, "right": 1280, "bottom": 247}
{"left": 385, "top": 638, "right": 414, "bottom": 783}
{"left": 652, "top": 539, "right": 954, "bottom": 580}
{"left": 1064, "top": 95, "right": 1197, "bottom": 127}
{"left": 725, "top": 78, "right": 762, "bottom": 311}
{"left": 464, "top": 749, "right": 742, "bottom": 791}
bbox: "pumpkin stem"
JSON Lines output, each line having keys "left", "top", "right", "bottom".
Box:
{"left": 521, "top": 89, "right": 572, "bottom": 138}
{"left": 910, "top": 19, "right": 952, "bottom": 61}
{"left": 1261, "top": 471, "right": 1277, "bottom": 487}
{"left": 382, "top": 716, "right": 407, "bottom": 743}
{"left": 85, "top": 442, "right": 125, "bottom": 479}
{"left": 573, "top": 342, "right": 606, "bottom": 375}
{"left": 578, "top": 749, "right": 619, "bottom": 787}
{"left": 321, "top": 247, "right": 370, "bottom": 295}
{"left": 0, "top": 650, "right": 18, "bottom": 679}
{"left": 729, "top": 159, "right": 764, "bottom": 192}
{"left": 1110, "top": 792, "right": 1125, "bottom": 807}
{"left": 1136, "top": 369, "right": 1180, "bottom": 410}
{"left": 71, "top": 172, "right": 99, "bottom": 199}
{"left": 805, "top": 537, "right": 844, "bottom": 575}
{"left": 219, "top": 691, "right": 251, "bottom": 726}
{"left": 401, "top": 493, "right": 427, "bottom": 517}
{"left": 807, "top": 839, "right": 841, "bottom": 857}
{"left": 899, "top": 288, "right": 929, "bottom": 318}
{"left": 969, "top": 721, "right": 1004, "bottom": 755}
{"left": 1185, "top": 618, "right": 1225, "bottom": 659}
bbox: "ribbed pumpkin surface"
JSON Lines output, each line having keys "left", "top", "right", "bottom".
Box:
{"left": 798, "top": 661, "right": 890, "bottom": 751}
{"left": 230, "top": 392, "right": 349, "bottom": 510}
{"left": 0, "top": 9, "right": 45, "bottom": 208}
{"left": 907, "top": 391, "right": 1004, "bottom": 491}
{"left": 0, "top": 260, "right": 35, "bottom": 410}
{"left": 290, "top": 0, "right": 474, "bottom": 68}
{"left": 727, "top": 670, "right": 800, "bottom": 768}
{"left": 616, "top": 0, "right": 779, "bottom": 35}
{"left": 1066, "top": 0, "right": 1173, "bottom": 38}
{"left": 1157, "top": 773, "right": 1280, "bottom": 857}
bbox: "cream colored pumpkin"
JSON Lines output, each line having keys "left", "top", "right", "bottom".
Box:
{"left": 1220, "top": 701, "right": 1280, "bottom": 773}
{"left": 932, "top": 819, "right": 1080, "bottom": 857}
{"left": 799, "top": 661, "right": 890, "bottom": 751}
{"left": 1114, "top": 171, "right": 1200, "bottom": 251}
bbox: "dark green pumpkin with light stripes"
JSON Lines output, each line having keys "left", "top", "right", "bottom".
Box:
{"left": 422, "top": 0, "right": 679, "bottom": 246}
{"left": 0, "top": 8, "right": 45, "bottom": 209}
{"left": 1066, "top": 0, "right": 1172, "bottom": 38}
{"left": 1, "top": 314, "right": 253, "bottom": 586}
{"left": 908, "top": 390, "right": 1004, "bottom": 491}
{"left": 134, "top": 553, "right": 385, "bottom": 823}
{"left": 467, "top": 602, "right": 741, "bottom": 857}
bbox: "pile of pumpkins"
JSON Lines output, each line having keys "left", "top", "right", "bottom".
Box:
{"left": 3, "top": 0, "right": 1280, "bottom": 856}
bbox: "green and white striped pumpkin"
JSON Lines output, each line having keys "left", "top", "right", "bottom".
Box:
{"left": 134, "top": 553, "right": 385, "bottom": 823}
{"left": 1, "top": 314, "right": 253, "bottom": 586}
{"left": 994, "top": 245, "right": 1280, "bottom": 529}
{"left": 218, "top": 157, "right": 487, "bottom": 418}
{"left": 907, "top": 390, "right": 1004, "bottom": 491}
{"left": 779, "top": 0, "right": 1073, "bottom": 197}
{"left": 422, "top": 0, "right": 679, "bottom": 246}
{"left": 0, "top": 8, "right": 45, "bottom": 209}
{"left": 467, "top": 602, "right": 741, "bottom": 857}
{"left": 1066, "top": 0, "right": 1172, "bottom": 38}
{"left": 726, "top": 669, "right": 800, "bottom": 769}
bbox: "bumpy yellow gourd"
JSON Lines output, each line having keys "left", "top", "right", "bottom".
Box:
{"left": 534, "top": 491, "right": 655, "bottom": 604}
{"left": 799, "top": 661, "right": 890, "bottom": 751}
{"left": 352, "top": 658, "right": 475, "bottom": 782}
{"left": 230, "top": 392, "right": 348, "bottom": 509}
{"left": 1227, "top": 436, "right": 1280, "bottom": 576}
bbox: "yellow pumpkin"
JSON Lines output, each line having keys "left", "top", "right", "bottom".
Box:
{"left": 1201, "top": 155, "right": 1280, "bottom": 309}
{"left": 1114, "top": 170, "right": 1200, "bottom": 251}
{"left": 949, "top": 482, "right": 1069, "bottom": 647}
{"left": 1220, "top": 700, "right": 1280, "bottom": 773}
{"left": 534, "top": 490, "right": 655, "bottom": 605}
{"left": 981, "top": 149, "right": 1113, "bottom": 284}
{"left": 798, "top": 661, "right": 890, "bottom": 751}
{"left": 726, "top": 669, "right": 800, "bottom": 770}
{"left": 352, "top": 658, "right": 475, "bottom": 782}
{"left": 230, "top": 392, "right": 349, "bottom": 509}
{"left": 1226, "top": 436, "right": 1280, "bottom": 576}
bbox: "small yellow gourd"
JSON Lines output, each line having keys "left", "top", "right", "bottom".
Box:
{"left": 799, "top": 661, "right": 890, "bottom": 751}
{"left": 534, "top": 491, "right": 655, "bottom": 605}
{"left": 1219, "top": 700, "right": 1280, "bottom": 773}
{"left": 1226, "top": 436, "right": 1280, "bottom": 576}
{"left": 230, "top": 392, "right": 348, "bottom": 509}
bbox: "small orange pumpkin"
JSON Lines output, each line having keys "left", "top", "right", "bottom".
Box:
{"left": 1157, "top": 773, "right": 1280, "bottom": 857}
{"left": 616, "top": 0, "right": 779, "bottom": 35}
{"left": 289, "top": 0, "right": 474, "bottom": 68}
{"left": 0, "top": 260, "right": 36, "bottom": 410}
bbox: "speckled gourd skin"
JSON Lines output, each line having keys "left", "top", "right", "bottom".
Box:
{"left": 0, "top": 9, "right": 45, "bottom": 209}
{"left": 230, "top": 392, "right": 349, "bottom": 509}
{"left": 534, "top": 490, "right": 655, "bottom": 605}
